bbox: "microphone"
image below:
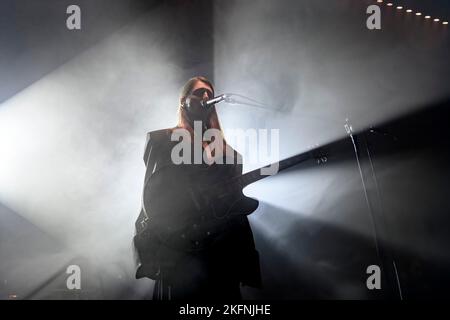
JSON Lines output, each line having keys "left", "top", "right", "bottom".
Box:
{"left": 200, "top": 94, "right": 228, "bottom": 108}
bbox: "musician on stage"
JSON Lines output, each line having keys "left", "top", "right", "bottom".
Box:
{"left": 133, "top": 76, "right": 262, "bottom": 300}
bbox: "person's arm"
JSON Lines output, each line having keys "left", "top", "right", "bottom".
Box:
{"left": 135, "top": 132, "right": 157, "bottom": 234}
{"left": 135, "top": 129, "right": 171, "bottom": 233}
{"left": 133, "top": 129, "right": 171, "bottom": 279}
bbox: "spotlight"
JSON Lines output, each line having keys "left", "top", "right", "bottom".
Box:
{"left": 434, "top": 18, "right": 440, "bottom": 22}
{"left": 406, "top": 9, "right": 413, "bottom": 13}
{"left": 387, "top": 3, "right": 393, "bottom": 7}
{"left": 425, "top": 16, "right": 431, "bottom": 19}
{"left": 396, "top": 6, "right": 403, "bottom": 10}
{"left": 443, "top": 21, "right": 449, "bottom": 25}
{"left": 416, "top": 12, "right": 422, "bottom": 16}
{"left": 377, "top": 0, "right": 383, "bottom": 3}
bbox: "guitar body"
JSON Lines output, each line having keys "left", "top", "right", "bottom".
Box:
{"left": 140, "top": 164, "right": 259, "bottom": 252}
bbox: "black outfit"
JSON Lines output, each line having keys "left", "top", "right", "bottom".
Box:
{"left": 133, "top": 128, "right": 262, "bottom": 300}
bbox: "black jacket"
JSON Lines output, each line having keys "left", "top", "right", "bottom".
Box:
{"left": 134, "top": 128, "right": 262, "bottom": 288}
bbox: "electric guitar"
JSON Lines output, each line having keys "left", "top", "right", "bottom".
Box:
{"left": 135, "top": 149, "right": 323, "bottom": 254}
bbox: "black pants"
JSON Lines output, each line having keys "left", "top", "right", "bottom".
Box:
{"left": 152, "top": 252, "right": 242, "bottom": 301}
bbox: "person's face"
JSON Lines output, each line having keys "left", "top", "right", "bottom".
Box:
{"left": 182, "top": 81, "right": 214, "bottom": 121}
{"left": 190, "top": 81, "right": 214, "bottom": 101}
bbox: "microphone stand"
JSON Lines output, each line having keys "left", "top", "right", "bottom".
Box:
{"left": 222, "top": 93, "right": 273, "bottom": 110}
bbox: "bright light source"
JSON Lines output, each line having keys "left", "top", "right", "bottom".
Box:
{"left": 434, "top": 18, "right": 440, "bottom": 22}
{"left": 406, "top": 9, "right": 413, "bottom": 13}
{"left": 443, "top": 21, "right": 449, "bottom": 25}
{"left": 425, "top": 16, "right": 431, "bottom": 19}
{"left": 387, "top": 3, "right": 393, "bottom": 7}
{"left": 377, "top": 0, "right": 383, "bottom": 3}
{"left": 396, "top": 6, "right": 403, "bottom": 10}
{"left": 416, "top": 12, "right": 422, "bottom": 16}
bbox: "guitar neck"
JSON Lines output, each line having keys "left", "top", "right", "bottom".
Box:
{"left": 235, "top": 151, "right": 313, "bottom": 188}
